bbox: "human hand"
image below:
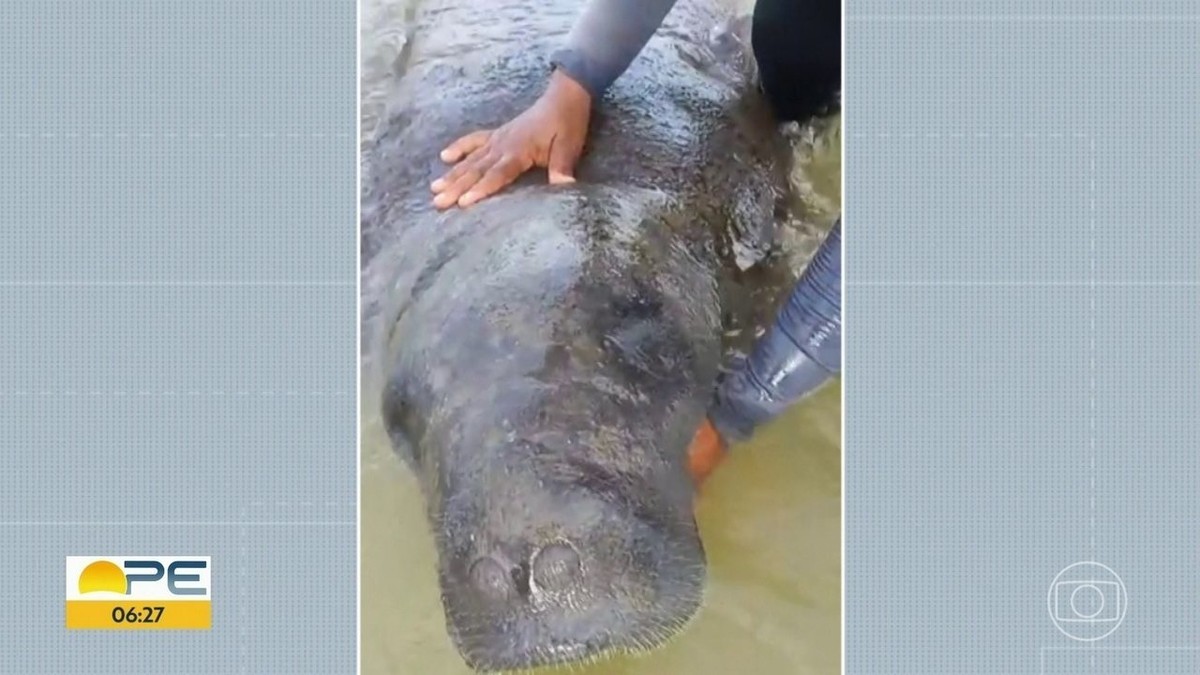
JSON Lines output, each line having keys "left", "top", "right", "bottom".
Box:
{"left": 687, "top": 418, "right": 728, "bottom": 487}
{"left": 430, "top": 70, "right": 592, "bottom": 209}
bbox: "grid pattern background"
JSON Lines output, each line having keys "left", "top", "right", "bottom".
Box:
{"left": 846, "top": 2, "right": 1200, "bottom": 674}
{"left": 0, "top": 1, "right": 357, "bottom": 673}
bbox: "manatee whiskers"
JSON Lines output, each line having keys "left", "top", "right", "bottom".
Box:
{"left": 620, "top": 606, "right": 702, "bottom": 658}
{"left": 446, "top": 570, "right": 705, "bottom": 671}
{"left": 482, "top": 621, "right": 673, "bottom": 675}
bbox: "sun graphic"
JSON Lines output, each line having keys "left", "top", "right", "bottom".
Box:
{"left": 78, "top": 560, "right": 127, "bottom": 595}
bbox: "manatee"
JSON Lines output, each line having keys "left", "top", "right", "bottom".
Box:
{"left": 360, "top": 0, "right": 798, "bottom": 671}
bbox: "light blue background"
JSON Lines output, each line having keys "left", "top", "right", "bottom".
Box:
{"left": 0, "top": 1, "right": 356, "bottom": 673}
{"left": 846, "top": 2, "right": 1199, "bottom": 674}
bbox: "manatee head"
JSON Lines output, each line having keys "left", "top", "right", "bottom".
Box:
{"left": 428, "top": 416, "right": 706, "bottom": 672}
{"left": 378, "top": 186, "right": 722, "bottom": 671}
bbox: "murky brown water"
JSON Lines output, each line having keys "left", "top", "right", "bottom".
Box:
{"left": 359, "top": 1, "right": 842, "bottom": 673}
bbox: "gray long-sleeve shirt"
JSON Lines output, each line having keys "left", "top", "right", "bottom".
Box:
{"left": 550, "top": 0, "right": 680, "bottom": 97}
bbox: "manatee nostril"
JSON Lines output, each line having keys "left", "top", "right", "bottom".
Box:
{"left": 531, "top": 541, "right": 582, "bottom": 591}
{"left": 469, "top": 555, "right": 515, "bottom": 601}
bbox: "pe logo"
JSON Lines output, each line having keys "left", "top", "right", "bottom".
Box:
{"left": 65, "top": 556, "right": 211, "bottom": 630}
{"left": 1047, "top": 561, "right": 1126, "bottom": 641}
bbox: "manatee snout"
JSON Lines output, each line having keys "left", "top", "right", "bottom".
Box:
{"left": 436, "top": 459, "right": 706, "bottom": 672}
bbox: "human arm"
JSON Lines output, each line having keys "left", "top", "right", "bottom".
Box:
{"left": 688, "top": 218, "right": 842, "bottom": 483}
{"left": 711, "top": 218, "right": 842, "bottom": 441}
{"left": 549, "top": 0, "right": 681, "bottom": 99}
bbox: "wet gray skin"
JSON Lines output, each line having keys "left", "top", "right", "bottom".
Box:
{"left": 360, "top": 0, "right": 798, "bottom": 671}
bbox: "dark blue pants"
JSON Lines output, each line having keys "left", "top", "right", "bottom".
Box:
{"left": 752, "top": 0, "right": 841, "bottom": 122}
{"left": 709, "top": 218, "right": 841, "bottom": 442}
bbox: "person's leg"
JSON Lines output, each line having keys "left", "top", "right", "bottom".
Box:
{"left": 688, "top": 218, "right": 841, "bottom": 484}
{"left": 751, "top": 0, "right": 841, "bottom": 122}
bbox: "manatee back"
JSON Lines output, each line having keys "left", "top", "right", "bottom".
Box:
{"left": 379, "top": 184, "right": 723, "bottom": 487}
{"left": 360, "top": 0, "right": 783, "bottom": 276}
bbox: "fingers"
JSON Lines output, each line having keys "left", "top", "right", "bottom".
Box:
{"left": 430, "top": 131, "right": 493, "bottom": 201}
{"left": 432, "top": 153, "right": 493, "bottom": 210}
{"left": 430, "top": 155, "right": 475, "bottom": 205}
{"left": 458, "top": 155, "right": 531, "bottom": 207}
{"left": 546, "top": 134, "right": 583, "bottom": 185}
{"left": 438, "top": 130, "right": 491, "bottom": 164}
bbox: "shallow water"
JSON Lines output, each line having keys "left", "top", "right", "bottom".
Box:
{"left": 359, "top": 1, "right": 842, "bottom": 673}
